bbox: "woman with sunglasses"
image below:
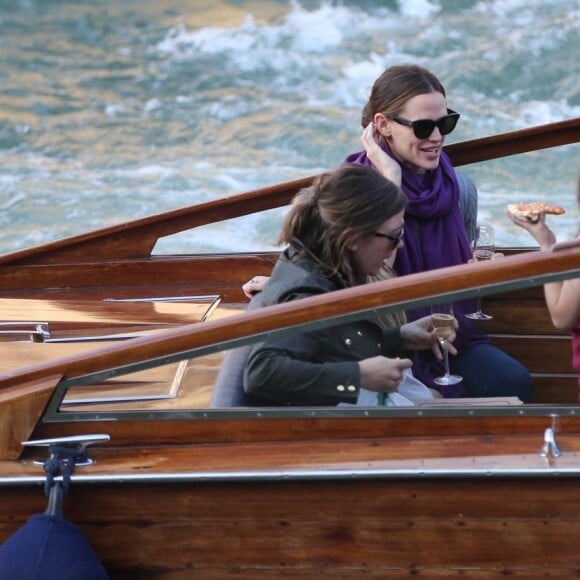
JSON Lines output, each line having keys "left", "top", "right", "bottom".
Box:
{"left": 344, "top": 63, "right": 533, "bottom": 402}
{"left": 243, "top": 164, "right": 452, "bottom": 406}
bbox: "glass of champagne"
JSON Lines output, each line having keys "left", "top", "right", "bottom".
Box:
{"left": 431, "top": 303, "right": 462, "bottom": 386}
{"left": 466, "top": 225, "right": 494, "bottom": 320}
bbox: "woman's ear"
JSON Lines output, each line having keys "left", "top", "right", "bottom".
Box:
{"left": 373, "top": 112, "right": 391, "bottom": 138}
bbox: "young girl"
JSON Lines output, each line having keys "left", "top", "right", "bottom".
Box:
{"left": 506, "top": 174, "right": 580, "bottom": 399}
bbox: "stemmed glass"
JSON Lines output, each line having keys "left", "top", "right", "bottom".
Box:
{"left": 431, "top": 303, "right": 463, "bottom": 386}
{"left": 466, "top": 225, "right": 495, "bottom": 320}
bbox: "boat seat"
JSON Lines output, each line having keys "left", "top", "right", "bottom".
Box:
{"left": 210, "top": 292, "right": 264, "bottom": 407}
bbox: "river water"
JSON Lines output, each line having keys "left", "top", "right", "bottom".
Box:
{"left": 0, "top": 0, "right": 578, "bottom": 255}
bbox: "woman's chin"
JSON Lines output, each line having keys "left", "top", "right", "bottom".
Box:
{"left": 407, "top": 155, "right": 441, "bottom": 172}
{"left": 420, "top": 155, "right": 441, "bottom": 171}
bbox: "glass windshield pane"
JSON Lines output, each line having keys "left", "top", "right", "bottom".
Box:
{"left": 45, "top": 264, "right": 579, "bottom": 422}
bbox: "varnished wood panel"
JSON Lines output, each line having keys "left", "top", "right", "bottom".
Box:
{"left": 28, "top": 414, "right": 580, "bottom": 450}
{"left": 490, "top": 335, "right": 574, "bottom": 374}
{"left": 0, "top": 375, "right": 60, "bottom": 458}
{"left": 1, "top": 477, "right": 579, "bottom": 577}
{"left": 0, "top": 255, "right": 278, "bottom": 294}
{"left": 0, "top": 296, "right": 218, "bottom": 328}
{"left": 481, "top": 286, "right": 576, "bottom": 403}
{"left": 482, "top": 296, "right": 568, "bottom": 335}
{"left": 533, "top": 375, "right": 579, "bottom": 404}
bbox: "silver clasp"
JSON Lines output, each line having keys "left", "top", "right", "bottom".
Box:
{"left": 540, "top": 427, "right": 561, "bottom": 459}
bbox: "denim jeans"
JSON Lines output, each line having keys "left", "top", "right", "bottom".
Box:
{"left": 449, "top": 342, "right": 534, "bottom": 403}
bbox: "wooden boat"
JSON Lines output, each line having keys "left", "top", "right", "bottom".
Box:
{"left": 0, "top": 118, "right": 578, "bottom": 577}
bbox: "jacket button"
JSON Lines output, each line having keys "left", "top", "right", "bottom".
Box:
{"left": 345, "top": 338, "right": 352, "bottom": 346}
{"left": 337, "top": 385, "right": 345, "bottom": 392}
{"left": 357, "top": 330, "right": 363, "bottom": 336}
{"left": 347, "top": 385, "right": 356, "bottom": 393}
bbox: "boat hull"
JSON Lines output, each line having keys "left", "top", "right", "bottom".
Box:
{"left": 1, "top": 474, "right": 579, "bottom": 577}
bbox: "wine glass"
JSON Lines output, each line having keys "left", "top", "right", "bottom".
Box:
{"left": 431, "top": 303, "right": 463, "bottom": 386}
{"left": 466, "top": 225, "right": 494, "bottom": 320}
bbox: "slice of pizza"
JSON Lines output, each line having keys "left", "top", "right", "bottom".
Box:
{"left": 506, "top": 201, "right": 566, "bottom": 221}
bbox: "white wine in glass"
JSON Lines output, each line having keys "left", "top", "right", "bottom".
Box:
{"left": 466, "top": 225, "right": 494, "bottom": 320}
{"left": 431, "top": 303, "right": 462, "bottom": 386}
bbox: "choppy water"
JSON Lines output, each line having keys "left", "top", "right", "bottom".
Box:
{"left": 0, "top": 0, "right": 578, "bottom": 255}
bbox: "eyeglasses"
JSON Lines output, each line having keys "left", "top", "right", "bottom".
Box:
{"left": 373, "top": 228, "right": 404, "bottom": 246}
{"left": 389, "top": 109, "right": 460, "bottom": 139}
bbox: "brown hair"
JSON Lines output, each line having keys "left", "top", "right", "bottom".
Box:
{"left": 368, "top": 263, "right": 407, "bottom": 328}
{"left": 279, "top": 164, "right": 406, "bottom": 286}
{"left": 361, "top": 64, "right": 447, "bottom": 127}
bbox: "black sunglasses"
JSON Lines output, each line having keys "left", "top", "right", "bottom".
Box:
{"left": 373, "top": 228, "right": 405, "bottom": 246}
{"left": 389, "top": 109, "right": 460, "bottom": 139}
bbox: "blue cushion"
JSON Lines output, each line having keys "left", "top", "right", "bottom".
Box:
{"left": 0, "top": 513, "right": 108, "bottom": 579}
{"left": 210, "top": 293, "right": 263, "bottom": 407}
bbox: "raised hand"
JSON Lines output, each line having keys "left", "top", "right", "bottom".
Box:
{"left": 505, "top": 209, "right": 557, "bottom": 250}
{"left": 360, "top": 123, "right": 402, "bottom": 187}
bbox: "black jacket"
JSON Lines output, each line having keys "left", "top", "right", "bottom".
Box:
{"left": 243, "top": 246, "right": 408, "bottom": 405}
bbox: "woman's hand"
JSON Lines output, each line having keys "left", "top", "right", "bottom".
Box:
{"left": 358, "top": 356, "right": 413, "bottom": 393}
{"left": 505, "top": 209, "right": 557, "bottom": 250}
{"left": 360, "top": 123, "right": 402, "bottom": 187}
{"left": 400, "top": 315, "right": 458, "bottom": 359}
{"left": 242, "top": 275, "right": 269, "bottom": 299}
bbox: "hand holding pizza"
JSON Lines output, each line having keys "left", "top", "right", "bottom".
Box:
{"left": 505, "top": 201, "right": 565, "bottom": 250}
{"left": 506, "top": 201, "right": 565, "bottom": 222}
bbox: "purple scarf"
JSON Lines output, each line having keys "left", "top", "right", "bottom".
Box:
{"left": 343, "top": 147, "right": 488, "bottom": 396}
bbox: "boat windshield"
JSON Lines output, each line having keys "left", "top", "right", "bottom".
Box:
{"left": 34, "top": 247, "right": 580, "bottom": 424}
